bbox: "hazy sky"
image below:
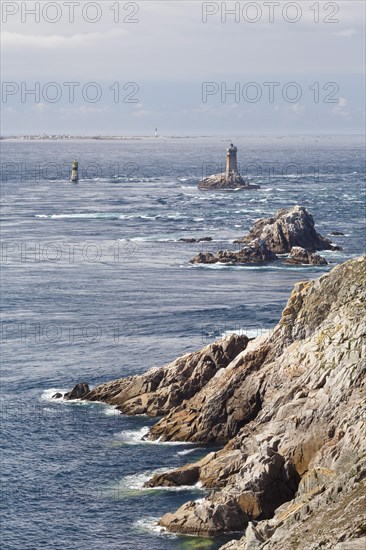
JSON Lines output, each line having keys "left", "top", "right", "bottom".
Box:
{"left": 1, "top": 0, "right": 365, "bottom": 134}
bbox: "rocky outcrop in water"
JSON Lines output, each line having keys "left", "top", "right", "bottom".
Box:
{"left": 63, "top": 256, "right": 365, "bottom": 548}
{"left": 61, "top": 334, "right": 248, "bottom": 416}
{"left": 190, "top": 206, "right": 339, "bottom": 266}
{"left": 63, "top": 382, "right": 90, "bottom": 400}
{"left": 198, "top": 173, "right": 260, "bottom": 191}
{"left": 285, "top": 246, "right": 328, "bottom": 266}
{"left": 178, "top": 237, "right": 212, "bottom": 243}
{"left": 235, "top": 205, "right": 341, "bottom": 253}
{"left": 190, "top": 239, "right": 277, "bottom": 265}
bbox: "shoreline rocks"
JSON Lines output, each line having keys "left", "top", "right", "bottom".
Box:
{"left": 62, "top": 256, "right": 365, "bottom": 548}
{"left": 59, "top": 334, "right": 248, "bottom": 416}
{"left": 147, "top": 256, "right": 366, "bottom": 545}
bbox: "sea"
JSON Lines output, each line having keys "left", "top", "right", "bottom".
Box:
{"left": 1, "top": 135, "right": 365, "bottom": 550}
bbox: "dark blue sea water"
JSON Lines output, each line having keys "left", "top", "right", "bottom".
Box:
{"left": 1, "top": 135, "right": 365, "bottom": 550}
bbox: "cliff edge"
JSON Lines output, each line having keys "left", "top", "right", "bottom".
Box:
{"left": 63, "top": 256, "right": 365, "bottom": 548}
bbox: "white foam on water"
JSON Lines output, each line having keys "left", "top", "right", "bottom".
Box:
{"left": 103, "top": 405, "right": 121, "bottom": 416}
{"left": 36, "top": 213, "right": 119, "bottom": 220}
{"left": 176, "top": 448, "right": 200, "bottom": 456}
{"left": 115, "top": 427, "right": 195, "bottom": 446}
{"left": 116, "top": 471, "right": 154, "bottom": 491}
{"left": 133, "top": 517, "right": 176, "bottom": 538}
{"left": 40, "top": 388, "right": 68, "bottom": 402}
{"left": 190, "top": 263, "right": 330, "bottom": 272}
{"left": 221, "top": 328, "right": 272, "bottom": 340}
{"left": 115, "top": 426, "right": 150, "bottom": 444}
{"left": 115, "top": 471, "right": 205, "bottom": 494}
{"left": 40, "top": 388, "right": 119, "bottom": 416}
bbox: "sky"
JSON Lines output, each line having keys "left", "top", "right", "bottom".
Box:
{"left": 1, "top": 0, "right": 365, "bottom": 135}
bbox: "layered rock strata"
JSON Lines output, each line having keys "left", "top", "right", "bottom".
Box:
{"left": 62, "top": 334, "right": 248, "bottom": 416}
{"left": 63, "top": 256, "right": 365, "bottom": 548}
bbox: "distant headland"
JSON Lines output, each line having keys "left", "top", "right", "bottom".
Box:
{"left": 0, "top": 134, "right": 212, "bottom": 141}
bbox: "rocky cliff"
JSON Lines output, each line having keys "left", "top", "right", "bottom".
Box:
{"left": 153, "top": 256, "right": 366, "bottom": 548}
{"left": 63, "top": 256, "right": 365, "bottom": 548}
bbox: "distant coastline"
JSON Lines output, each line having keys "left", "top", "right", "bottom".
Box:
{"left": 0, "top": 135, "right": 211, "bottom": 141}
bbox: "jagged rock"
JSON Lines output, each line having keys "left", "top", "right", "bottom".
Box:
{"left": 331, "top": 231, "right": 345, "bottom": 236}
{"left": 61, "top": 257, "right": 365, "bottom": 547}
{"left": 144, "top": 256, "right": 365, "bottom": 544}
{"left": 198, "top": 173, "right": 260, "bottom": 191}
{"left": 52, "top": 392, "right": 63, "bottom": 399}
{"left": 235, "top": 206, "right": 341, "bottom": 253}
{"left": 190, "top": 239, "right": 277, "bottom": 265}
{"left": 64, "top": 382, "right": 89, "bottom": 400}
{"left": 64, "top": 334, "right": 248, "bottom": 416}
{"left": 159, "top": 496, "right": 249, "bottom": 536}
{"left": 285, "top": 246, "right": 328, "bottom": 266}
{"left": 190, "top": 252, "right": 217, "bottom": 264}
{"left": 144, "top": 464, "right": 200, "bottom": 487}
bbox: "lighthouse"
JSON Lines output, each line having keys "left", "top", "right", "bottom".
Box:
{"left": 198, "top": 142, "right": 260, "bottom": 190}
{"left": 70, "top": 160, "right": 79, "bottom": 182}
{"left": 225, "top": 143, "right": 238, "bottom": 180}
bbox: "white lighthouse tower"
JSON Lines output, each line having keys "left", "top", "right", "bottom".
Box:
{"left": 225, "top": 143, "right": 238, "bottom": 181}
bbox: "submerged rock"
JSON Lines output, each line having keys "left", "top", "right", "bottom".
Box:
{"left": 235, "top": 205, "right": 341, "bottom": 253}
